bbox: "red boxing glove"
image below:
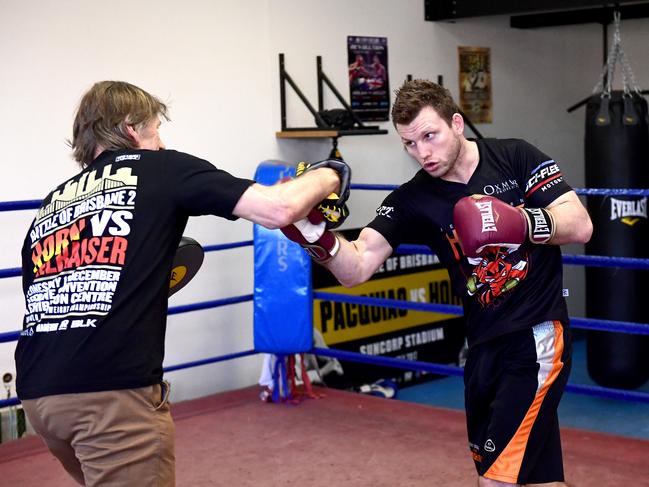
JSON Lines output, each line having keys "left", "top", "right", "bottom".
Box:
{"left": 281, "top": 209, "right": 340, "bottom": 264}
{"left": 453, "top": 195, "right": 555, "bottom": 257}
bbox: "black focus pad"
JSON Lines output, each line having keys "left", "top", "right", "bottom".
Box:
{"left": 295, "top": 159, "right": 352, "bottom": 206}
{"left": 169, "top": 236, "right": 205, "bottom": 297}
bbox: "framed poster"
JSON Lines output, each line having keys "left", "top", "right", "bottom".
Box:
{"left": 348, "top": 36, "right": 390, "bottom": 121}
{"left": 458, "top": 46, "right": 492, "bottom": 124}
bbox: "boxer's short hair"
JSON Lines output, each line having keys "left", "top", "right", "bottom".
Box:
{"left": 71, "top": 81, "right": 169, "bottom": 167}
{"left": 391, "top": 79, "right": 459, "bottom": 127}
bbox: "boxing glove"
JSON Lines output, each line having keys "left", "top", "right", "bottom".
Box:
{"left": 453, "top": 195, "right": 555, "bottom": 257}
{"left": 281, "top": 208, "right": 340, "bottom": 265}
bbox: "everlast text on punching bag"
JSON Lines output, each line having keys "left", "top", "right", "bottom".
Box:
{"left": 585, "top": 91, "right": 649, "bottom": 389}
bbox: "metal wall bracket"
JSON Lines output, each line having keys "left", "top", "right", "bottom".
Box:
{"left": 277, "top": 53, "right": 387, "bottom": 138}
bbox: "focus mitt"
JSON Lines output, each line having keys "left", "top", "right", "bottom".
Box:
{"left": 296, "top": 161, "right": 350, "bottom": 229}
{"left": 169, "top": 236, "right": 204, "bottom": 296}
{"left": 296, "top": 159, "right": 352, "bottom": 206}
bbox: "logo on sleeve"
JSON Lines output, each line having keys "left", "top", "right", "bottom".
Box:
{"left": 525, "top": 160, "right": 563, "bottom": 196}
{"left": 376, "top": 205, "right": 394, "bottom": 219}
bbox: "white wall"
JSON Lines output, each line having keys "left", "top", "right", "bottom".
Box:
{"left": 1, "top": 0, "right": 648, "bottom": 403}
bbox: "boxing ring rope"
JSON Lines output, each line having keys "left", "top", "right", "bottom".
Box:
{"left": 397, "top": 244, "right": 649, "bottom": 270}
{"left": 1, "top": 186, "right": 648, "bottom": 409}
{"left": 352, "top": 185, "right": 649, "bottom": 197}
{"left": 313, "top": 292, "right": 649, "bottom": 336}
{"left": 312, "top": 291, "right": 649, "bottom": 404}
{"left": 310, "top": 347, "right": 649, "bottom": 404}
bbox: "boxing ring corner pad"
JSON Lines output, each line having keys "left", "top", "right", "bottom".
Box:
{"left": 252, "top": 160, "right": 313, "bottom": 354}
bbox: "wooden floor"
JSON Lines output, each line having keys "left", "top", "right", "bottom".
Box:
{"left": 1, "top": 386, "right": 648, "bottom": 486}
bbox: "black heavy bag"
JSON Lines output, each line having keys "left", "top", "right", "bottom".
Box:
{"left": 585, "top": 91, "right": 649, "bottom": 389}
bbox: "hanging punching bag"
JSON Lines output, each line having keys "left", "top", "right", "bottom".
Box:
{"left": 585, "top": 90, "right": 649, "bottom": 389}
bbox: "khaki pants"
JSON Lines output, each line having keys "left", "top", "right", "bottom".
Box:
{"left": 22, "top": 382, "right": 175, "bottom": 487}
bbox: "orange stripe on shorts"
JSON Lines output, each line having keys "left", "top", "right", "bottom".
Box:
{"left": 484, "top": 321, "right": 564, "bottom": 483}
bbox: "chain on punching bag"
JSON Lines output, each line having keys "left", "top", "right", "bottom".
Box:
{"left": 585, "top": 12, "right": 649, "bottom": 389}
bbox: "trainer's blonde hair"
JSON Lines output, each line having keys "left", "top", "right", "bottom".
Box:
{"left": 70, "top": 81, "right": 169, "bottom": 167}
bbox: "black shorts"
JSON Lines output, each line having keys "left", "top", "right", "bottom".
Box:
{"left": 464, "top": 320, "right": 571, "bottom": 484}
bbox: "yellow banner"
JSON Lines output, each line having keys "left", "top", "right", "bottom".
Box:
{"left": 314, "top": 269, "right": 459, "bottom": 344}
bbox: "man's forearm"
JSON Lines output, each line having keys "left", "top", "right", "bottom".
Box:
{"left": 547, "top": 198, "right": 593, "bottom": 245}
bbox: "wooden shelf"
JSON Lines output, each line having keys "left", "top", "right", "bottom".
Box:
{"left": 276, "top": 130, "right": 339, "bottom": 139}
{"left": 276, "top": 128, "right": 389, "bottom": 139}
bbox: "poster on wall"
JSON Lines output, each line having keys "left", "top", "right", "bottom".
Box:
{"left": 348, "top": 36, "right": 390, "bottom": 121}
{"left": 458, "top": 46, "right": 492, "bottom": 124}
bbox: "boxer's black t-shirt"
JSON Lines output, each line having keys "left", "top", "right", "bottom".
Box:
{"left": 368, "top": 138, "right": 572, "bottom": 347}
{"left": 16, "top": 149, "right": 254, "bottom": 399}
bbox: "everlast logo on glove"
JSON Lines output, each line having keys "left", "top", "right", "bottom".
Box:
{"left": 476, "top": 200, "right": 497, "bottom": 233}
{"left": 527, "top": 209, "right": 551, "bottom": 236}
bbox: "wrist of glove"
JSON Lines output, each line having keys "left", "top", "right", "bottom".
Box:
{"left": 453, "top": 195, "right": 556, "bottom": 257}
{"left": 296, "top": 159, "right": 352, "bottom": 206}
{"left": 519, "top": 207, "right": 555, "bottom": 244}
{"left": 280, "top": 209, "right": 340, "bottom": 264}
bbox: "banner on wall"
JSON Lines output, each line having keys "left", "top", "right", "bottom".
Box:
{"left": 312, "top": 229, "right": 466, "bottom": 390}
{"left": 458, "top": 46, "right": 492, "bottom": 124}
{"left": 347, "top": 36, "right": 390, "bottom": 121}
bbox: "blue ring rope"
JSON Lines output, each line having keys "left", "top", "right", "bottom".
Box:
{"left": 2, "top": 252, "right": 648, "bottom": 281}
{"left": 163, "top": 349, "right": 257, "bottom": 373}
{"left": 314, "top": 291, "right": 649, "bottom": 335}
{"left": 395, "top": 245, "right": 649, "bottom": 270}
{"left": 0, "top": 294, "right": 254, "bottom": 344}
{"left": 310, "top": 347, "right": 649, "bottom": 404}
{"left": 315, "top": 291, "right": 464, "bottom": 315}
{"left": 203, "top": 241, "right": 253, "bottom": 252}
{"left": 574, "top": 188, "right": 649, "bottom": 197}
{"left": 0, "top": 267, "right": 21, "bottom": 279}
{"left": 0, "top": 200, "right": 42, "bottom": 212}
{"left": 5, "top": 345, "right": 649, "bottom": 407}
{"left": 0, "top": 397, "right": 19, "bottom": 408}
{"left": 0, "top": 349, "right": 259, "bottom": 408}
{"left": 167, "top": 294, "right": 253, "bottom": 315}
{"left": 349, "top": 185, "right": 649, "bottom": 197}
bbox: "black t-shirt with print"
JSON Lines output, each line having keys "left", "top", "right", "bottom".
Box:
{"left": 368, "top": 138, "right": 572, "bottom": 347}
{"left": 16, "top": 149, "right": 254, "bottom": 399}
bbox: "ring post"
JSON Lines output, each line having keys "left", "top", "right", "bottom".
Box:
{"left": 253, "top": 161, "right": 313, "bottom": 353}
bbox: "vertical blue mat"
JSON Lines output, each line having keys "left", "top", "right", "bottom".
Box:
{"left": 253, "top": 161, "right": 313, "bottom": 353}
